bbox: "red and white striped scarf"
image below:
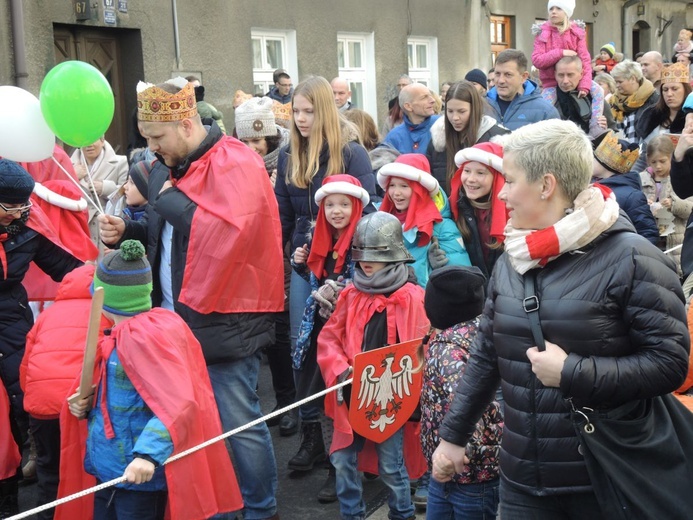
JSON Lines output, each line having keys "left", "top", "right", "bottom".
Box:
{"left": 503, "top": 184, "right": 620, "bottom": 275}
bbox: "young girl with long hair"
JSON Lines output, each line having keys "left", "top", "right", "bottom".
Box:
{"left": 274, "top": 75, "right": 375, "bottom": 482}
{"left": 426, "top": 81, "right": 508, "bottom": 194}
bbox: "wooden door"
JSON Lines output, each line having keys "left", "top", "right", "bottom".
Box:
{"left": 53, "top": 26, "right": 127, "bottom": 154}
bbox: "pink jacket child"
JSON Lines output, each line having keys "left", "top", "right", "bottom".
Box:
{"left": 531, "top": 1, "right": 592, "bottom": 94}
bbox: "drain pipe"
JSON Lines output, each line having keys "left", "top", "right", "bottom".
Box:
{"left": 10, "top": 0, "right": 28, "bottom": 89}
{"left": 621, "top": 0, "right": 640, "bottom": 57}
{"left": 171, "top": 0, "right": 181, "bottom": 70}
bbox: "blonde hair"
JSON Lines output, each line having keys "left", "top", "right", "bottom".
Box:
{"left": 503, "top": 120, "right": 592, "bottom": 202}
{"left": 287, "top": 76, "right": 345, "bottom": 189}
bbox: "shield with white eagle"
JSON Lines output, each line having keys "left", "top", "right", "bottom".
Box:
{"left": 349, "top": 338, "right": 423, "bottom": 443}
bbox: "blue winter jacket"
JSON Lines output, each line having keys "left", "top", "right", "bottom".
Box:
{"left": 85, "top": 348, "right": 173, "bottom": 491}
{"left": 486, "top": 80, "right": 559, "bottom": 131}
{"left": 401, "top": 191, "right": 472, "bottom": 287}
{"left": 595, "top": 174, "right": 659, "bottom": 245}
{"left": 384, "top": 114, "right": 440, "bottom": 154}
{"left": 275, "top": 141, "right": 376, "bottom": 252}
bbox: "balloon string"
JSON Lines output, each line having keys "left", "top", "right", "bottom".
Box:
{"left": 50, "top": 156, "right": 104, "bottom": 216}
{"left": 79, "top": 148, "right": 105, "bottom": 215}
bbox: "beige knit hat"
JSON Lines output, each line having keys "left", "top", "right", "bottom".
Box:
{"left": 235, "top": 97, "right": 277, "bottom": 139}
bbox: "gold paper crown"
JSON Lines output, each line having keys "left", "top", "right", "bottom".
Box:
{"left": 272, "top": 100, "right": 292, "bottom": 128}
{"left": 661, "top": 63, "right": 690, "bottom": 84}
{"left": 137, "top": 82, "right": 197, "bottom": 122}
{"left": 233, "top": 90, "right": 253, "bottom": 108}
{"left": 594, "top": 131, "right": 639, "bottom": 174}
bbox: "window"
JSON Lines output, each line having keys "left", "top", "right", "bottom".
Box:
{"left": 490, "top": 16, "right": 513, "bottom": 65}
{"left": 337, "top": 32, "right": 377, "bottom": 118}
{"left": 407, "top": 37, "right": 438, "bottom": 88}
{"left": 251, "top": 29, "right": 297, "bottom": 96}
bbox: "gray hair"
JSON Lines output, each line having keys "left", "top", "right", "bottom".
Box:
{"left": 556, "top": 55, "right": 583, "bottom": 71}
{"left": 502, "top": 120, "right": 593, "bottom": 202}
{"left": 611, "top": 60, "right": 644, "bottom": 83}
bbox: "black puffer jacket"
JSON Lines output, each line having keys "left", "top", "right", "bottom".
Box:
{"left": 671, "top": 149, "right": 693, "bottom": 278}
{"left": 439, "top": 215, "right": 689, "bottom": 495}
{"left": 121, "top": 121, "right": 275, "bottom": 365}
{"left": 0, "top": 225, "right": 81, "bottom": 416}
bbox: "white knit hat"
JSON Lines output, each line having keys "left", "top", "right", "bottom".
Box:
{"left": 548, "top": 0, "right": 574, "bottom": 18}
{"left": 235, "top": 96, "right": 277, "bottom": 139}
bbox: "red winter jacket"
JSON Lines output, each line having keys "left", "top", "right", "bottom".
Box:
{"left": 20, "top": 264, "right": 112, "bottom": 420}
{"left": 532, "top": 21, "right": 592, "bottom": 93}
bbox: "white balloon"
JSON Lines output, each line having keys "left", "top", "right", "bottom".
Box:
{"left": 0, "top": 86, "right": 56, "bottom": 162}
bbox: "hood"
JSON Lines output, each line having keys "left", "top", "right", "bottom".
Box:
{"left": 369, "top": 144, "right": 401, "bottom": 172}
{"left": 594, "top": 172, "right": 642, "bottom": 190}
{"left": 430, "top": 116, "right": 446, "bottom": 152}
{"left": 55, "top": 264, "right": 96, "bottom": 301}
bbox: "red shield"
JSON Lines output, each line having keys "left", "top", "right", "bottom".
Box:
{"left": 349, "top": 338, "right": 424, "bottom": 443}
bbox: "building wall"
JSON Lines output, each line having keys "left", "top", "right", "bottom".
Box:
{"left": 0, "top": 0, "right": 690, "bottom": 151}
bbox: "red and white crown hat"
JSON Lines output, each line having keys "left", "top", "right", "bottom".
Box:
{"left": 377, "top": 153, "right": 440, "bottom": 195}
{"left": 314, "top": 174, "right": 370, "bottom": 205}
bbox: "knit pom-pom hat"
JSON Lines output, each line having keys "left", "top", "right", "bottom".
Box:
{"left": 93, "top": 240, "right": 152, "bottom": 316}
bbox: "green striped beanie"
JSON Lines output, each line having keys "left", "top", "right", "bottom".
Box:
{"left": 93, "top": 240, "right": 152, "bottom": 316}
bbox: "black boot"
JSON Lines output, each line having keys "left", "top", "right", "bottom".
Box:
{"left": 0, "top": 476, "right": 19, "bottom": 518}
{"left": 279, "top": 408, "right": 299, "bottom": 437}
{"left": 287, "top": 421, "right": 325, "bottom": 471}
{"left": 316, "top": 463, "right": 337, "bottom": 503}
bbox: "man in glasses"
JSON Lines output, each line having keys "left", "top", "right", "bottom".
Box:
{"left": 0, "top": 159, "right": 83, "bottom": 516}
{"left": 267, "top": 68, "right": 294, "bottom": 104}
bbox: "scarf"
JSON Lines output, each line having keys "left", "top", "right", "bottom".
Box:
{"left": 352, "top": 262, "right": 410, "bottom": 294}
{"left": 610, "top": 79, "right": 656, "bottom": 123}
{"left": 450, "top": 168, "right": 508, "bottom": 243}
{"left": 557, "top": 88, "right": 590, "bottom": 134}
{"left": 503, "top": 184, "right": 620, "bottom": 275}
{"left": 0, "top": 210, "right": 30, "bottom": 280}
{"left": 380, "top": 179, "right": 442, "bottom": 247}
{"left": 307, "top": 195, "right": 363, "bottom": 279}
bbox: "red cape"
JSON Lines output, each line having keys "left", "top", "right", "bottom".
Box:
{"left": 25, "top": 180, "right": 97, "bottom": 301}
{"left": 172, "top": 136, "right": 284, "bottom": 314}
{"left": 0, "top": 383, "right": 20, "bottom": 479}
{"left": 317, "top": 283, "right": 430, "bottom": 478}
{"left": 57, "top": 309, "right": 242, "bottom": 520}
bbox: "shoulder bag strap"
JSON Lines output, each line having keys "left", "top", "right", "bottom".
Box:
{"left": 523, "top": 269, "right": 546, "bottom": 352}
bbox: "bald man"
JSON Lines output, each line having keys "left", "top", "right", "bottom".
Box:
{"left": 383, "top": 83, "right": 439, "bottom": 154}
{"left": 640, "top": 51, "right": 664, "bottom": 88}
{"left": 331, "top": 77, "right": 352, "bottom": 112}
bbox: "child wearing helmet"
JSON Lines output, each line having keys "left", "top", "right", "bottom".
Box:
{"left": 318, "top": 211, "right": 430, "bottom": 520}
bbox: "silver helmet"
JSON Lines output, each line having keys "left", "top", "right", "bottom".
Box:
{"left": 351, "top": 212, "right": 414, "bottom": 263}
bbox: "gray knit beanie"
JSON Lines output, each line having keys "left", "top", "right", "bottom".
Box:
{"left": 235, "top": 97, "right": 277, "bottom": 139}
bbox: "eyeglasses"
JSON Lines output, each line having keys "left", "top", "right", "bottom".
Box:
{"left": 0, "top": 200, "right": 32, "bottom": 214}
{"left": 278, "top": 82, "right": 293, "bottom": 88}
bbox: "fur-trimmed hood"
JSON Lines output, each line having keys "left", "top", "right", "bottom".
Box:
{"left": 429, "top": 115, "right": 500, "bottom": 153}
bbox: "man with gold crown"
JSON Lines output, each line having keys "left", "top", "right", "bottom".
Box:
{"left": 98, "top": 77, "right": 284, "bottom": 520}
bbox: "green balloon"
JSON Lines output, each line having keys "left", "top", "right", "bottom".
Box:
{"left": 40, "top": 61, "right": 115, "bottom": 148}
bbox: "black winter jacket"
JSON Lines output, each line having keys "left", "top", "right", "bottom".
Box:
{"left": 439, "top": 216, "right": 689, "bottom": 495}
{"left": 121, "top": 121, "right": 275, "bottom": 365}
{"left": 1, "top": 225, "right": 81, "bottom": 415}
{"left": 275, "top": 141, "right": 376, "bottom": 252}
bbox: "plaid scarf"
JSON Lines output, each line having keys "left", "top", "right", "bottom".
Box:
{"left": 503, "top": 185, "right": 619, "bottom": 275}
{"left": 610, "top": 79, "right": 656, "bottom": 123}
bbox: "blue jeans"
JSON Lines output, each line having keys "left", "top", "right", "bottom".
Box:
{"left": 330, "top": 429, "right": 414, "bottom": 520}
{"left": 426, "top": 478, "right": 499, "bottom": 520}
{"left": 207, "top": 355, "right": 278, "bottom": 520}
{"left": 289, "top": 270, "right": 319, "bottom": 421}
{"left": 500, "top": 479, "right": 605, "bottom": 520}
{"left": 93, "top": 487, "right": 166, "bottom": 520}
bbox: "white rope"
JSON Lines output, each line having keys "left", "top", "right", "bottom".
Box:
{"left": 50, "top": 156, "right": 104, "bottom": 217}
{"left": 6, "top": 378, "right": 354, "bottom": 520}
{"left": 664, "top": 244, "right": 683, "bottom": 255}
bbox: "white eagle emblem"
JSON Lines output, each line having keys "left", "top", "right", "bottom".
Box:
{"left": 357, "top": 353, "right": 414, "bottom": 432}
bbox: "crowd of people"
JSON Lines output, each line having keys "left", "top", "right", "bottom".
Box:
{"left": 1, "top": 1, "right": 693, "bottom": 519}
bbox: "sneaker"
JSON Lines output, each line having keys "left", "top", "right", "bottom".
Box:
{"left": 413, "top": 470, "right": 430, "bottom": 510}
